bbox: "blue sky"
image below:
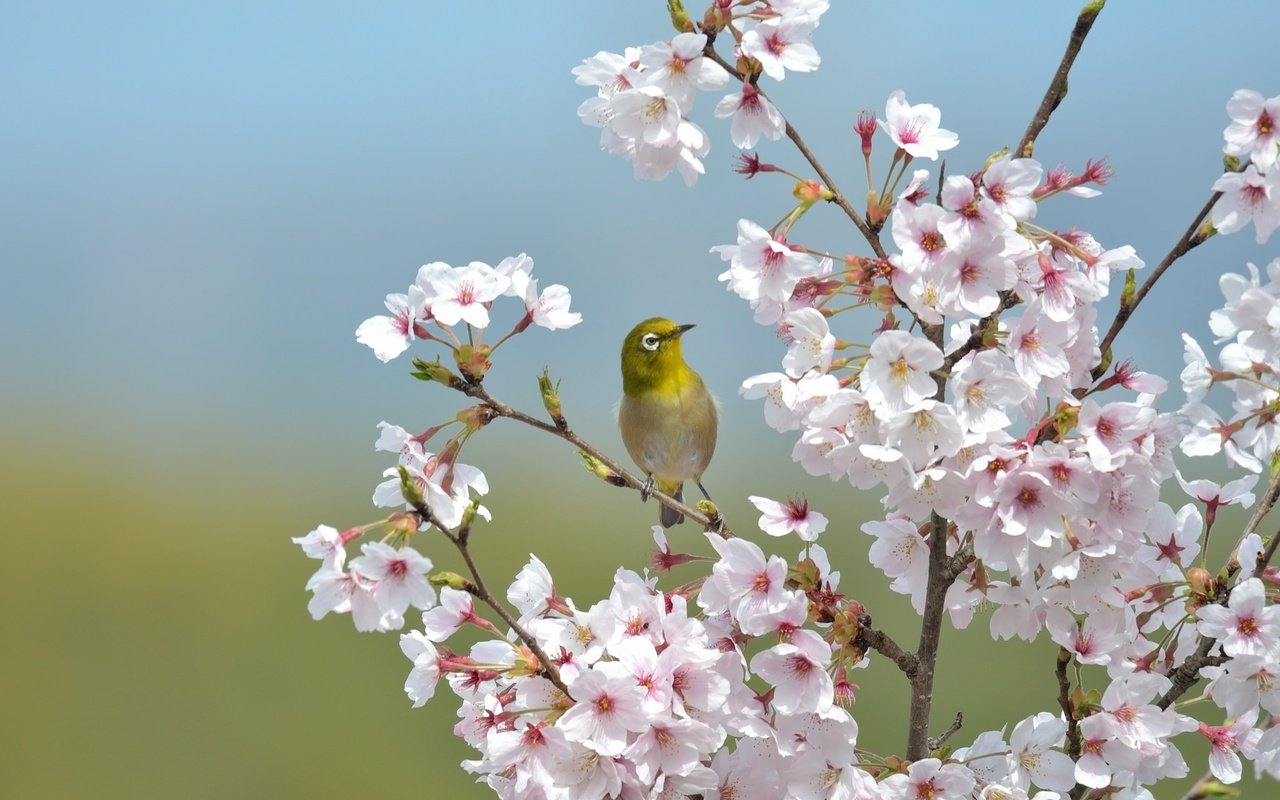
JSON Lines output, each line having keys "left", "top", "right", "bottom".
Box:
{"left": 3, "top": 0, "right": 1277, "bottom": 473}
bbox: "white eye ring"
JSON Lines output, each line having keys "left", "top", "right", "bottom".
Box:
{"left": 641, "top": 333, "right": 661, "bottom": 351}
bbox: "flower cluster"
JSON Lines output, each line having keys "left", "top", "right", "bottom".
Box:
{"left": 723, "top": 87, "right": 1280, "bottom": 792}
{"left": 296, "top": 3, "right": 1280, "bottom": 796}
{"left": 1182, "top": 258, "right": 1280, "bottom": 473}
{"left": 401, "top": 551, "right": 877, "bottom": 799}
{"left": 295, "top": 254, "right": 580, "bottom": 632}
{"left": 356, "top": 253, "right": 581, "bottom": 365}
{"left": 1213, "top": 90, "right": 1280, "bottom": 244}
{"left": 573, "top": 1, "right": 831, "bottom": 184}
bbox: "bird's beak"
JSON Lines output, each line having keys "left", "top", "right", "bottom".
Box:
{"left": 671, "top": 323, "right": 696, "bottom": 339}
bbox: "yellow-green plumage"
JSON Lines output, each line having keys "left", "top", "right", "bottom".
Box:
{"left": 619, "top": 317, "right": 718, "bottom": 527}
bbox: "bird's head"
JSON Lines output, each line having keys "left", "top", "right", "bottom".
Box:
{"left": 621, "top": 317, "right": 696, "bottom": 394}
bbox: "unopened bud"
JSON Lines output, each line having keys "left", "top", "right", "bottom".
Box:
{"left": 579, "top": 451, "right": 625, "bottom": 486}
{"left": 666, "top": 0, "right": 694, "bottom": 32}
{"left": 1119, "top": 267, "right": 1137, "bottom": 311}
{"left": 696, "top": 498, "right": 720, "bottom": 521}
{"left": 538, "top": 368, "right": 567, "bottom": 430}
{"left": 397, "top": 466, "right": 424, "bottom": 509}
{"left": 1223, "top": 154, "right": 1242, "bottom": 172}
{"left": 411, "top": 356, "right": 463, "bottom": 389}
{"left": 429, "top": 571, "right": 470, "bottom": 590}
{"left": 1187, "top": 567, "right": 1215, "bottom": 598}
{"left": 460, "top": 501, "right": 479, "bottom": 531}
{"left": 793, "top": 179, "right": 833, "bottom": 207}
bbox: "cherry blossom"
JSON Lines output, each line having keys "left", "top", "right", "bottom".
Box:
{"left": 878, "top": 90, "right": 959, "bottom": 160}
{"left": 748, "top": 495, "right": 828, "bottom": 541}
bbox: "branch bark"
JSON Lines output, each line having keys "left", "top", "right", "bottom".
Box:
{"left": 1014, "top": 2, "right": 1105, "bottom": 158}
{"left": 906, "top": 510, "right": 954, "bottom": 759}
{"left": 457, "top": 381, "right": 733, "bottom": 537}
{"left": 408, "top": 502, "right": 573, "bottom": 698}
{"left": 1092, "top": 188, "right": 1221, "bottom": 380}
{"left": 856, "top": 613, "right": 919, "bottom": 677}
{"left": 699, "top": 40, "right": 888, "bottom": 259}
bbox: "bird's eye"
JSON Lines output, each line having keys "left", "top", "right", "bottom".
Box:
{"left": 641, "top": 333, "right": 661, "bottom": 351}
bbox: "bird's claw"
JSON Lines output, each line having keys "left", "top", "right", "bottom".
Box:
{"left": 640, "top": 475, "right": 655, "bottom": 502}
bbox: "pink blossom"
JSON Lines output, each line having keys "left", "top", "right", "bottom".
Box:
{"left": 878, "top": 91, "right": 959, "bottom": 160}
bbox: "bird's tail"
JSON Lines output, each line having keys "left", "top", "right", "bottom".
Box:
{"left": 659, "top": 482, "right": 685, "bottom": 528}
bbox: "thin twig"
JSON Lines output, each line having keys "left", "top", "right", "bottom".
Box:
{"left": 1092, "top": 189, "right": 1222, "bottom": 380}
{"left": 1056, "top": 646, "right": 1082, "bottom": 758}
{"left": 699, "top": 41, "right": 887, "bottom": 259}
{"left": 1178, "top": 769, "right": 1230, "bottom": 800}
{"left": 941, "top": 292, "right": 1019, "bottom": 371}
{"left": 1154, "top": 472, "right": 1280, "bottom": 710}
{"left": 1157, "top": 637, "right": 1223, "bottom": 710}
{"left": 1233, "top": 462, "right": 1280, "bottom": 556}
{"left": 856, "top": 613, "right": 918, "bottom": 677}
{"left": 927, "top": 712, "right": 964, "bottom": 751}
{"left": 1014, "top": 2, "right": 1106, "bottom": 158}
{"left": 409, "top": 502, "right": 573, "bottom": 699}
{"left": 1258, "top": 523, "right": 1280, "bottom": 577}
{"left": 457, "top": 381, "right": 733, "bottom": 537}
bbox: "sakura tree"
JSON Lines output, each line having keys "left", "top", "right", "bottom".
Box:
{"left": 293, "top": 2, "right": 1280, "bottom": 798}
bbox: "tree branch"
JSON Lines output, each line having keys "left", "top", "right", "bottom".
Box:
{"left": 1056, "top": 646, "right": 1082, "bottom": 758}
{"left": 907, "top": 510, "right": 953, "bottom": 760}
{"left": 928, "top": 712, "right": 964, "bottom": 751}
{"left": 409, "top": 503, "right": 573, "bottom": 699}
{"left": 856, "top": 613, "right": 918, "bottom": 677}
{"left": 1014, "top": 1, "right": 1106, "bottom": 158}
{"left": 456, "top": 381, "right": 733, "bottom": 537}
{"left": 1236, "top": 466, "right": 1280, "bottom": 559}
{"left": 699, "top": 40, "right": 887, "bottom": 259}
{"left": 1092, "top": 187, "right": 1221, "bottom": 380}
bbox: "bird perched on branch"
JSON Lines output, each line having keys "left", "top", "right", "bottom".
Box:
{"left": 618, "top": 317, "right": 718, "bottom": 527}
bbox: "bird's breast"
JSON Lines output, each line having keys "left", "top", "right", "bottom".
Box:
{"left": 618, "top": 378, "right": 718, "bottom": 483}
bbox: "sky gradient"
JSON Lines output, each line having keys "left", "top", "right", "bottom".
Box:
{"left": 4, "top": 2, "right": 1279, "bottom": 798}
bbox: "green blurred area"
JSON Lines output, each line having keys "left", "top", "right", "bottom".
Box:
{"left": 2, "top": 417, "right": 1260, "bottom": 798}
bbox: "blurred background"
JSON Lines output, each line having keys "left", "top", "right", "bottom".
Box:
{"left": 3, "top": 1, "right": 1279, "bottom": 797}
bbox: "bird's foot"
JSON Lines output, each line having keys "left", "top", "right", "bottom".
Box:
{"left": 696, "top": 481, "right": 714, "bottom": 502}
{"left": 640, "top": 475, "right": 655, "bottom": 502}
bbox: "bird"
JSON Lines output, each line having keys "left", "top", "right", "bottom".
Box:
{"left": 618, "top": 317, "right": 718, "bottom": 527}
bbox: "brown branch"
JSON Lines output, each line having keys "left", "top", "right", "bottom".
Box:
{"left": 907, "top": 509, "right": 953, "bottom": 760}
{"left": 409, "top": 502, "right": 573, "bottom": 699}
{"left": 1235, "top": 466, "right": 1280, "bottom": 559}
{"left": 1014, "top": 1, "right": 1105, "bottom": 158}
{"left": 1056, "top": 646, "right": 1082, "bottom": 758}
{"left": 1178, "top": 770, "right": 1229, "bottom": 800}
{"left": 941, "top": 292, "right": 1019, "bottom": 371}
{"left": 699, "top": 41, "right": 887, "bottom": 260}
{"left": 856, "top": 613, "right": 918, "bottom": 677}
{"left": 457, "top": 381, "right": 733, "bottom": 537}
{"left": 1153, "top": 472, "right": 1280, "bottom": 710}
{"left": 1157, "top": 637, "right": 1221, "bottom": 710}
{"left": 1092, "top": 188, "right": 1221, "bottom": 380}
{"left": 928, "top": 712, "right": 964, "bottom": 751}
{"left": 1258, "top": 522, "right": 1280, "bottom": 577}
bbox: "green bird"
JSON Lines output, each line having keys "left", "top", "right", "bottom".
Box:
{"left": 618, "top": 317, "right": 719, "bottom": 527}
